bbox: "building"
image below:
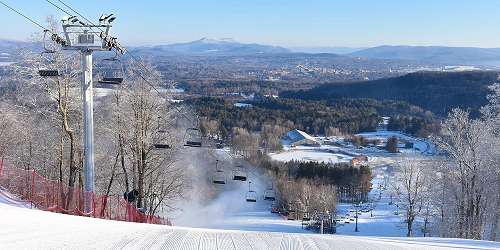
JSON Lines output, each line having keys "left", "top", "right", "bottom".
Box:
{"left": 284, "top": 129, "right": 320, "bottom": 147}
{"left": 350, "top": 155, "right": 369, "bottom": 166}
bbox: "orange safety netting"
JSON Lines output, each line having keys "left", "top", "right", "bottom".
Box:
{"left": 0, "top": 159, "right": 171, "bottom": 225}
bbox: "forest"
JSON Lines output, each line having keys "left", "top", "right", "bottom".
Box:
{"left": 187, "top": 96, "right": 440, "bottom": 138}
{"left": 282, "top": 71, "right": 499, "bottom": 117}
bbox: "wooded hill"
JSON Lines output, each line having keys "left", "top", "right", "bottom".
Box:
{"left": 282, "top": 71, "right": 499, "bottom": 117}
{"left": 187, "top": 97, "right": 439, "bottom": 138}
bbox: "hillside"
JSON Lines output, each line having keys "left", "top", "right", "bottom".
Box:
{"left": 282, "top": 71, "right": 499, "bottom": 116}
{"left": 350, "top": 45, "right": 500, "bottom": 66}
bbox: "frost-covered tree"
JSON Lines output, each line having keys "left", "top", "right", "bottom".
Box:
{"left": 390, "top": 157, "right": 430, "bottom": 237}
{"left": 433, "top": 83, "right": 500, "bottom": 240}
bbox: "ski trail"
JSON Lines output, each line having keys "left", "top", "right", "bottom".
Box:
{"left": 177, "top": 230, "right": 200, "bottom": 250}
{"left": 298, "top": 234, "right": 321, "bottom": 250}
{"left": 198, "top": 232, "right": 217, "bottom": 249}
{"left": 230, "top": 232, "right": 253, "bottom": 250}
{"left": 158, "top": 230, "right": 189, "bottom": 249}
{"left": 216, "top": 231, "right": 235, "bottom": 250}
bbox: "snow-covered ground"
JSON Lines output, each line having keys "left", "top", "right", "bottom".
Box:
{"left": 266, "top": 131, "right": 444, "bottom": 238}
{"left": 172, "top": 148, "right": 306, "bottom": 233}
{"left": 1, "top": 149, "right": 499, "bottom": 249}
{"left": 269, "top": 147, "right": 353, "bottom": 164}
{"left": 356, "top": 130, "right": 436, "bottom": 155}
{"left": 336, "top": 164, "right": 408, "bottom": 237}
{"left": 269, "top": 130, "right": 435, "bottom": 164}
{"left": 1, "top": 202, "right": 499, "bottom": 249}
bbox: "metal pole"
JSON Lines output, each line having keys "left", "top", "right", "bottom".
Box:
{"left": 320, "top": 216, "right": 324, "bottom": 234}
{"left": 82, "top": 49, "right": 95, "bottom": 213}
{"left": 355, "top": 204, "right": 359, "bottom": 232}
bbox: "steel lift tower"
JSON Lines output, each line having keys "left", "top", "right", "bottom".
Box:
{"left": 61, "top": 14, "right": 124, "bottom": 213}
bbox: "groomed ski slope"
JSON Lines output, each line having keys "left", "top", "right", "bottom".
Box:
{"left": 0, "top": 202, "right": 499, "bottom": 250}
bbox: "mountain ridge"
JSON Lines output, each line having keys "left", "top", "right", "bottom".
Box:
{"left": 350, "top": 45, "right": 500, "bottom": 66}
{"left": 281, "top": 70, "right": 499, "bottom": 116}
{"left": 131, "top": 38, "right": 291, "bottom": 55}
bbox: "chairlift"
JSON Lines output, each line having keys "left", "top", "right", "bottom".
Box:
{"left": 96, "top": 51, "right": 124, "bottom": 86}
{"left": 184, "top": 128, "right": 202, "bottom": 147}
{"left": 153, "top": 127, "right": 170, "bottom": 149}
{"left": 38, "top": 30, "right": 60, "bottom": 77}
{"left": 263, "top": 183, "right": 276, "bottom": 201}
{"left": 245, "top": 181, "right": 257, "bottom": 203}
{"left": 232, "top": 165, "right": 247, "bottom": 181}
{"left": 212, "top": 160, "right": 226, "bottom": 185}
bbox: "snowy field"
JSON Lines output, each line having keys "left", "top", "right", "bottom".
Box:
{"left": 356, "top": 131, "right": 436, "bottom": 155}
{"left": 269, "top": 130, "right": 435, "bottom": 164}
{"left": 0, "top": 201, "right": 499, "bottom": 249}
{"left": 269, "top": 147, "right": 352, "bottom": 164}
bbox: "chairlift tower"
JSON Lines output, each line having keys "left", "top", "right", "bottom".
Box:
{"left": 60, "top": 14, "right": 124, "bottom": 213}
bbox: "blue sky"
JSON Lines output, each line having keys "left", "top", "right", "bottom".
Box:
{"left": 1, "top": 0, "right": 500, "bottom": 48}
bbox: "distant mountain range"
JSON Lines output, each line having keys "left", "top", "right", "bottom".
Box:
{"left": 350, "top": 45, "right": 500, "bottom": 66}
{"left": 132, "top": 40, "right": 500, "bottom": 66}
{"left": 3, "top": 37, "right": 500, "bottom": 66}
{"left": 290, "top": 46, "right": 366, "bottom": 54}
{"left": 131, "top": 38, "right": 290, "bottom": 56}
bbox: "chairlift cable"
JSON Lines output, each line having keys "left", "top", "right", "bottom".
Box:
{"left": 45, "top": 0, "right": 73, "bottom": 17}
{"left": 0, "top": 0, "right": 51, "bottom": 31}
{"left": 49, "top": 0, "right": 197, "bottom": 126}
{"left": 3, "top": 0, "right": 195, "bottom": 126}
{"left": 54, "top": 0, "right": 99, "bottom": 30}
{"left": 43, "top": 0, "right": 87, "bottom": 33}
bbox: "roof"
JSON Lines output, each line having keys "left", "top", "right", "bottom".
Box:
{"left": 286, "top": 129, "right": 318, "bottom": 143}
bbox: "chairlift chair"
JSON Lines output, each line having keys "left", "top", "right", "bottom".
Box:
{"left": 96, "top": 51, "right": 124, "bottom": 86}
{"left": 245, "top": 181, "right": 257, "bottom": 202}
{"left": 232, "top": 165, "right": 247, "bottom": 181}
{"left": 263, "top": 183, "right": 276, "bottom": 201}
{"left": 212, "top": 160, "right": 226, "bottom": 185}
{"left": 38, "top": 31, "right": 60, "bottom": 78}
{"left": 264, "top": 190, "right": 276, "bottom": 201}
{"left": 153, "top": 144, "right": 170, "bottom": 149}
{"left": 184, "top": 128, "right": 202, "bottom": 147}
{"left": 246, "top": 191, "right": 257, "bottom": 202}
{"left": 153, "top": 128, "right": 170, "bottom": 149}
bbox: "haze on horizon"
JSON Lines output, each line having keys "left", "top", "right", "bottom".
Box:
{"left": 1, "top": 0, "right": 500, "bottom": 48}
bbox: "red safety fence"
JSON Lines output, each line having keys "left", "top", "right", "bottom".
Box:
{"left": 0, "top": 159, "right": 171, "bottom": 225}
